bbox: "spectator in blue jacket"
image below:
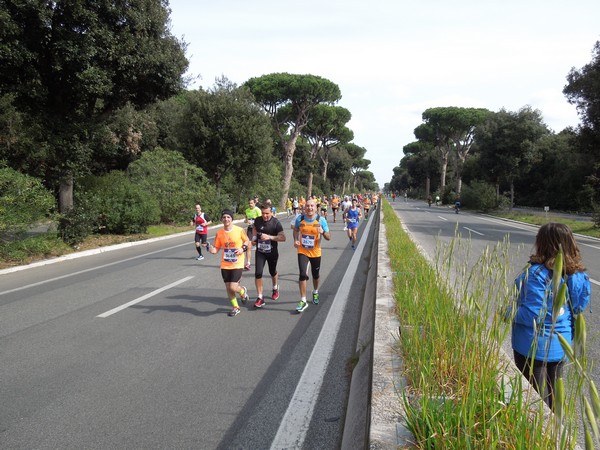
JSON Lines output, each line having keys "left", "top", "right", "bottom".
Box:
{"left": 511, "top": 223, "right": 591, "bottom": 409}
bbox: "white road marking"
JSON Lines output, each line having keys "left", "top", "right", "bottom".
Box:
{"left": 477, "top": 216, "right": 536, "bottom": 231}
{"left": 582, "top": 243, "right": 600, "bottom": 251}
{"left": 591, "top": 279, "right": 600, "bottom": 287}
{"left": 270, "top": 212, "right": 374, "bottom": 449}
{"left": 463, "top": 227, "right": 484, "bottom": 236}
{"left": 96, "top": 276, "right": 194, "bottom": 318}
{"left": 438, "top": 216, "right": 448, "bottom": 221}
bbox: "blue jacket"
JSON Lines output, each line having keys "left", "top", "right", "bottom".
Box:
{"left": 511, "top": 263, "right": 591, "bottom": 362}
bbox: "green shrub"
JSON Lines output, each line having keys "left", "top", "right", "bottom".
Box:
{"left": 460, "top": 180, "right": 499, "bottom": 212}
{"left": 58, "top": 196, "right": 98, "bottom": 246}
{"left": 441, "top": 185, "right": 457, "bottom": 205}
{"left": 0, "top": 165, "right": 55, "bottom": 236}
{"left": 0, "top": 232, "right": 70, "bottom": 262}
{"left": 80, "top": 171, "right": 160, "bottom": 234}
{"left": 127, "top": 148, "right": 221, "bottom": 223}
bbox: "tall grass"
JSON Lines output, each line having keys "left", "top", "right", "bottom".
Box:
{"left": 382, "top": 199, "right": 574, "bottom": 448}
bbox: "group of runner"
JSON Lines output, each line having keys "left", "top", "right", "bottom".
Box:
{"left": 192, "top": 193, "right": 378, "bottom": 317}
{"left": 285, "top": 193, "right": 377, "bottom": 222}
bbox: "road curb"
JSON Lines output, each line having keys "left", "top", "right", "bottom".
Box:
{"left": 368, "top": 209, "right": 415, "bottom": 448}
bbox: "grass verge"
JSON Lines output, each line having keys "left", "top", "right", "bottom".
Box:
{"left": 382, "top": 200, "right": 573, "bottom": 448}
{"left": 494, "top": 211, "right": 600, "bottom": 239}
{"left": 0, "top": 224, "right": 190, "bottom": 269}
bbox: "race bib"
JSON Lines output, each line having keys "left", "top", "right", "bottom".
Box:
{"left": 196, "top": 225, "right": 204, "bottom": 232}
{"left": 301, "top": 234, "right": 315, "bottom": 249}
{"left": 224, "top": 248, "right": 238, "bottom": 262}
{"left": 257, "top": 239, "right": 271, "bottom": 253}
{"left": 348, "top": 217, "right": 357, "bottom": 223}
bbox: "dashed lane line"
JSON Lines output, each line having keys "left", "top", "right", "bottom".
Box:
{"left": 96, "top": 276, "right": 194, "bottom": 318}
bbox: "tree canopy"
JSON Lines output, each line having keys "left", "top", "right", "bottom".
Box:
{"left": 420, "top": 107, "right": 490, "bottom": 194}
{"left": 244, "top": 73, "right": 342, "bottom": 207}
{"left": 0, "top": 0, "right": 188, "bottom": 211}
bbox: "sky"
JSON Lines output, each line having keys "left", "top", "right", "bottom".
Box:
{"left": 167, "top": 0, "right": 600, "bottom": 188}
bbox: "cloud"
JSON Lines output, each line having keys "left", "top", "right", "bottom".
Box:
{"left": 169, "top": 0, "right": 600, "bottom": 187}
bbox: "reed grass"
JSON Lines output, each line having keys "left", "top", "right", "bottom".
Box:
{"left": 381, "top": 199, "right": 590, "bottom": 448}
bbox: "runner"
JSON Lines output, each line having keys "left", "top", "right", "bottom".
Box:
{"left": 345, "top": 198, "right": 362, "bottom": 250}
{"left": 190, "top": 204, "right": 211, "bottom": 260}
{"left": 320, "top": 196, "right": 329, "bottom": 219}
{"left": 292, "top": 197, "right": 299, "bottom": 215}
{"left": 207, "top": 209, "right": 251, "bottom": 317}
{"left": 330, "top": 194, "right": 340, "bottom": 223}
{"left": 252, "top": 200, "right": 286, "bottom": 308}
{"left": 362, "top": 195, "right": 371, "bottom": 220}
{"left": 299, "top": 196, "right": 306, "bottom": 211}
{"left": 341, "top": 195, "right": 352, "bottom": 231}
{"left": 293, "top": 199, "right": 331, "bottom": 313}
{"left": 244, "top": 198, "right": 261, "bottom": 271}
{"left": 286, "top": 198, "right": 293, "bottom": 217}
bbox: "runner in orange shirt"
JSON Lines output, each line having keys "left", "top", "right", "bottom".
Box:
{"left": 362, "top": 195, "right": 371, "bottom": 220}
{"left": 330, "top": 194, "right": 341, "bottom": 223}
{"left": 208, "top": 209, "right": 251, "bottom": 317}
{"left": 292, "top": 199, "right": 331, "bottom": 313}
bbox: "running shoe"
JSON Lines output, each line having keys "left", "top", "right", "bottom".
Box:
{"left": 312, "top": 292, "right": 319, "bottom": 305}
{"left": 228, "top": 307, "right": 240, "bottom": 317}
{"left": 196, "top": 255, "right": 205, "bottom": 261}
{"left": 254, "top": 297, "right": 265, "bottom": 308}
{"left": 205, "top": 242, "right": 211, "bottom": 251}
{"left": 240, "top": 286, "right": 249, "bottom": 304}
{"left": 352, "top": 244, "right": 355, "bottom": 250}
{"left": 296, "top": 300, "right": 308, "bottom": 313}
{"left": 343, "top": 226, "right": 347, "bottom": 231}
{"left": 272, "top": 288, "right": 279, "bottom": 301}
{"left": 244, "top": 263, "right": 251, "bottom": 271}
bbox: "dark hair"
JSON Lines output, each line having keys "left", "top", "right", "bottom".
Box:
{"left": 530, "top": 222, "right": 585, "bottom": 274}
{"left": 261, "top": 199, "right": 273, "bottom": 210}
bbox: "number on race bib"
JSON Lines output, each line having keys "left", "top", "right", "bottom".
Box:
{"left": 301, "top": 234, "right": 315, "bottom": 249}
{"left": 224, "top": 248, "right": 238, "bottom": 262}
{"left": 257, "top": 240, "right": 271, "bottom": 253}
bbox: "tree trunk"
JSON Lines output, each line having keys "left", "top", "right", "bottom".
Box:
{"left": 279, "top": 132, "right": 300, "bottom": 209}
{"left": 440, "top": 150, "right": 448, "bottom": 189}
{"left": 321, "top": 159, "right": 329, "bottom": 181}
{"left": 425, "top": 176, "right": 431, "bottom": 197}
{"left": 440, "top": 160, "right": 447, "bottom": 189}
{"left": 495, "top": 180, "right": 500, "bottom": 202}
{"left": 510, "top": 179, "right": 515, "bottom": 211}
{"left": 59, "top": 172, "right": 74, "bottom": 213}
{"left": 307, "top": 172, "right": 314, "bottom": 198}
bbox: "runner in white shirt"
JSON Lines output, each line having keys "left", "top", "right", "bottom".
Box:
{"left": 340, "top": 196, "right": 352, "bottom": 231}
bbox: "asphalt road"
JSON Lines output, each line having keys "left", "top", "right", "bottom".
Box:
{"left": 388, "top": 198, "right": 600, "bottom": 404}
{"left": 0, "top": 213, "right": 375, "bottom": 449}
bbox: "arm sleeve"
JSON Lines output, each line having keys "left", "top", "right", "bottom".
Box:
{"left": 513, "top": 273, "right": 547, "bottom": 327}
{"left": 569, "top": 273, "right": 592, "bottom": 314}
{"left": 275, "top": 220, "right": 284, "bottom": 234}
